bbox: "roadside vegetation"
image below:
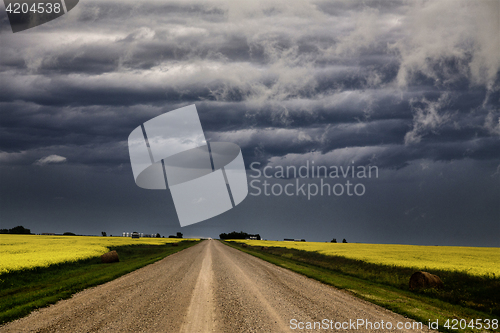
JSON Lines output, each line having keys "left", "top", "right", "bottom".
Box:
{"left": 223, "top": 240, "right": 500, "bottom": 333}
{"left": 0, "top": 240, "right": 200, "bottom": 324}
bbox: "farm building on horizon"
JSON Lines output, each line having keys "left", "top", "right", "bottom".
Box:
{"left": 122, "top": 232, "right": 158, "bottom": 238}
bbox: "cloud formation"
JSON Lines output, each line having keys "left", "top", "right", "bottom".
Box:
{"left": 1, "top": 0, "right": 498, "bottom": 172}
{"left": 0, "top": 0, "right": 498, "bottom": 244}
{"left": 34, "top": 154, "right": 67, "bottom": 166}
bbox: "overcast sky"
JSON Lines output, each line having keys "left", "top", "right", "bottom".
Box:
{"left": 1, "top": 0, "right": 499, "bottom": 246}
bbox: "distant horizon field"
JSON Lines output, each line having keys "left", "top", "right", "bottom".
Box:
{"left": 233, "top": 240, "right": 500, "bottom": 277}
{"left": 0, "top": 234, "right": 193, "bottom": 274}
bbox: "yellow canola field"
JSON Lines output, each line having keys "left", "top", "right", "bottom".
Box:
{"left": 0, "top": 234, "right": 186, "bottom": 274}
{"left": 233, "top": 240, "right": 500, "bottom": 277}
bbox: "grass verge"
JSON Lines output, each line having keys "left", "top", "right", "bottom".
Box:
{"left": 0, "top": 240, "right": 200, "bottom": 325}
{"left": 222, "top": 241, "right": 500, "bottom": 333}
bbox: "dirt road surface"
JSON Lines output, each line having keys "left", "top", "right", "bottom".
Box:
{"left": 1, "top": 240, "right": 434, "bottom": 332}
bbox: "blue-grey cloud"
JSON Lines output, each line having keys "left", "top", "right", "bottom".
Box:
{"left": 0, "top": 0, "right": 498, "bottom": 245}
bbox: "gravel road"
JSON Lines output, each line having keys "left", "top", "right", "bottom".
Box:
{"left": 1, "top": 240, "right": 434, "bottom": 332}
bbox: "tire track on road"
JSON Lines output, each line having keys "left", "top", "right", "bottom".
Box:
{"left": 180, "top": 240, "right": 215, "bottom": 333}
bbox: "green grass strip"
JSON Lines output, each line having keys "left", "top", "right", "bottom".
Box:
{"left": 222, "top": 241, "right": 499, "bottom": 333}
{"left": 0, "top": 240, "right": 200, "bottom": 325}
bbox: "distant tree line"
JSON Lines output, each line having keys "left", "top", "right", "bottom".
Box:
{"left": 331, "top": 238, "right": 348, "bottom": 243}
{"left": 168, "top": 232, "right": 183, "bottom": 238}
{"left": 0, "top": 226, "right": 31, "bottom": 234}
{"left": 219, "top": 231, "right": 261, "bottom": 240}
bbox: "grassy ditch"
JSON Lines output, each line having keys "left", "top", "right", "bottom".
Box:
{"left": 223, "top": 241, "right": 500, "bottom": 333}
{"left": 0, "top": 240, "right": 200, "bottom": 325}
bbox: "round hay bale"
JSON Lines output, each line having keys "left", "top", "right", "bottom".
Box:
{"left": 101, "top": 250, "right": 119, "bottom": 263}
{"left": 242, "top": 244, "right": 248, "bottom": 248}
{"left": 261, "top": 246, "right": 269, "bottom": 250}
{"left": 171, "top": 242, "right": 179, "bottom": 247}
{"left": 409, "top": 271, "right": 443, "bottom": 290}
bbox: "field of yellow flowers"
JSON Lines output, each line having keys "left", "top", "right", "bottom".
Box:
{"left": 233, "top": 240, "right": 500, "bottom": 277}
{"left": 0, "top": 234, "right": 184, "bottom": 274}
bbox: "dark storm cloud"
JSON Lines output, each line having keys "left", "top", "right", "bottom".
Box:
{"left": 2, "top": 0, "right": 496, "bottom": 166}
{"left": 0, "top": 0, "right": 498, "bottom": 244}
